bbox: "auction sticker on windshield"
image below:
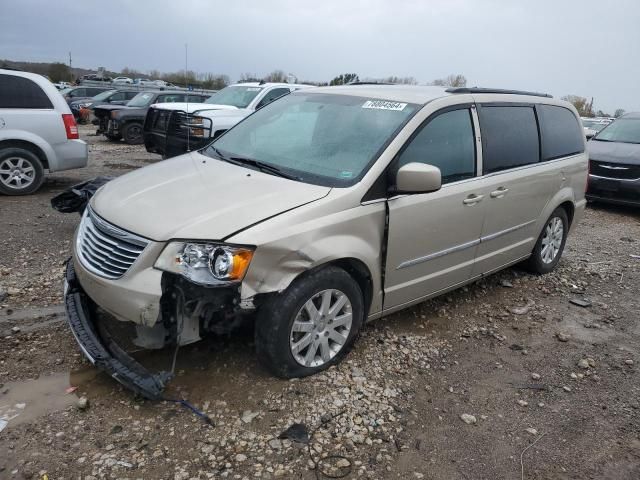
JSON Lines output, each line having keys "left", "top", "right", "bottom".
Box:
{"left": 362, "top": 100, "right": 407, "bottom": 111}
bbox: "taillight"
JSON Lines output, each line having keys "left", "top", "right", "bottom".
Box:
{"left": 62, "top": 114, "right": 79, "bottom": 139}
{"left": 585, "top": 160, "right": 590, "bottom": 192}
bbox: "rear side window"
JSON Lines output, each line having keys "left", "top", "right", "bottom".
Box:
{"left": 396, "top": 108, "right": 476, "bottom": 184}
{"left": 538, "top": 105, "right": 584, "bottom": 160}
{"left": 0, "top": 74, "right": 53, "bottom": 109}
{"left": 479, "top": 106, "right": 539, "bottom": 174}
{"left": 187, "top": 95, "right": 206, "bottom": 102}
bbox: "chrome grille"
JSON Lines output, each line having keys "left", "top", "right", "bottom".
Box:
{"left": 76, "top": 207, "right": 149, "bottom": 279}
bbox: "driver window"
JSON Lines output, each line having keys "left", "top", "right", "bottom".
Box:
{"left": 396, "top": 108, "right": 476, "bottom": 184}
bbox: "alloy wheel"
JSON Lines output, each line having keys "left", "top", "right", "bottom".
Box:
{"left": 540, "top": 216, "right": 564, "bottom": 264}
{"left": 289, "top": 289, "right": 353, "bottom": 367}
{"left": 0, "top": 156, "right": 36, "bottom": 190}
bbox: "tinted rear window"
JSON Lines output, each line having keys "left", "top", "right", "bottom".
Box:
{"left": 0, "top": 74, "right": 53, "bottom": 109}
{"left": 479, "top": 105, "right": 539, "bottom": 174}
{"left": 539, "top": 105, "right": 584, "bottom": 160}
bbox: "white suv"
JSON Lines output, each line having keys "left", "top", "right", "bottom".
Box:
{"left": 0, "top": 69, "right": 88, "bottom": 195}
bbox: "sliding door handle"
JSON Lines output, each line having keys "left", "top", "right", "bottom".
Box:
{"left": 463, "top": 194, "right": 484, "bottom": 205}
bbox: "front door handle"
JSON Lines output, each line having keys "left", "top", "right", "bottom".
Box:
{"left": 463, "top": 194, "right": 484, "bottom": 205}
{"left": 490, "top": 187, "right": 509, "bottom": 198}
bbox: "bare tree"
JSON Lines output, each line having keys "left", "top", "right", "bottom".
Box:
{"left": 199, "top": 73, "right": 229, "bottom": 90}
{"left": 329, "top": 73, "right": 359, "bottom": 86}
{"left": 614, "top": 108, "right": 626, "bottom": 118}
{"left": 238, "top": 72, "right": 260, "bottom": 83}
{"left": 375, "top": 76, "right": 418, "bottom": 85}
{"left": 48, "top": 62, "right": 71, "bottom": 83}
{"left": 561, "top": 95, "right": 592, "bottom": 117}
{"left": 263, "top": 70, "right": 287, "bottom": 83}
{"left": 430, "top": 74, "right": 467, "bottom": 87}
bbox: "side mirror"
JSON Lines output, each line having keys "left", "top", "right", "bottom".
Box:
{"left": 395, "top": 162, "right": 442, "bottom": 194}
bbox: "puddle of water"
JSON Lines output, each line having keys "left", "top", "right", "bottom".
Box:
{"left": 0, "top": 373, "right": 77, "bottom": 431}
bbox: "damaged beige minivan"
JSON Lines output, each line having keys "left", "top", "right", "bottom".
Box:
{"left": 64, "top": 85, "right": 588, "bottom": 399}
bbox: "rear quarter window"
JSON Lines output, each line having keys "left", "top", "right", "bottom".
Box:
{"left": 479, "top": 105, "right": 539, "bottom": 174}
{"left": 0, "top": 74, "right": 53, "bottom": 109}
{"left": 538, "top": 105, "right": 584, "bottom": 160}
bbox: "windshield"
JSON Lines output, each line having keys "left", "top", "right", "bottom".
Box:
{"left": 204, "top": 85, "right": 264, "bottom": 108}
{"left": 127, "top": 92, "right": 155, "bottom": 107}
{"left": 60, "top": 88, "right": 73, "bottom": 95}
{"left": 92, "top": 90, "right": 115, "bottom": 101}
{"left": 593, "top": 119, "right": 640, "bottom": 144}
{"left": 204, "top": 93, "right": 419, "bottom": 187}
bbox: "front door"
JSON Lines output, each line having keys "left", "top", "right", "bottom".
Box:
{"left": 384, "top": 106, "right": 486, "bottom": 310}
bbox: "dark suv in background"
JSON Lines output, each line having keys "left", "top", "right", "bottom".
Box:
{"left": 93, "top": 90, "right": 210, "bottom": 144}
{"left": 59, "top": 86, "right": 113, "bottom": 105}
{"left": 587, "top": 112, "right": 640, "bottom": 207}
{"left": 70, "top": 89, "right": 138, "bottom": 121}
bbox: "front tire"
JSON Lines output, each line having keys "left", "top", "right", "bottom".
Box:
{"left": 525, "top": 207, "right": 569, "bottom": 274}
{"left": 255, "top": 266, "right": 364, "bottom": 378}
{"left": 121, "top": 122, "right": 143, "bottom": 145}
{"left": 0, "top": 147, "right": 45, "bottom": 195}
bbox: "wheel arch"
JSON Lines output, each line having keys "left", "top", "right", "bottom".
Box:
{"left": 0, "top": 138, "right": 50, "bottom": 170}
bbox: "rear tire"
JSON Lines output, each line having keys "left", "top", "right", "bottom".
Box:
{"left": 0, "top": 147, "right": 45, "bottom": 195}
{"left": 121, "top": 122, "right": 143, "bottom": 145}
{"left": 255, "top": 266, "right": 364, "bottom": 378}
{"left": 525, "top": 207, "right": 569, "bottom": 274}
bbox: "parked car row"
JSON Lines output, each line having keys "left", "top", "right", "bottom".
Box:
{"left": 93, "top": 90, "right": 211, "bottom": 144}
{"left": 581, "top": 116, "right": 613, "bottom": 139}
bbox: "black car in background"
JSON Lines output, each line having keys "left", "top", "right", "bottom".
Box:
{"left": 93, "top": 91, "right": 210, "bottom": 144}
{"left": 59, "top": 86, "right": 113, "bottom": 105}
{"left": 69, "top": 89, "right": 138, "bottom": 120}
{"left": 587, "top": 112, "right": 640, "bottom": 207}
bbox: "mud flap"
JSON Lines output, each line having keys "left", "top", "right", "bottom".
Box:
{"left": 64, "top": 260, "right": 171, "bottom": 400}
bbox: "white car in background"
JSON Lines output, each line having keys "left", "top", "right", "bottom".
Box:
{"left": 112, "top": 76, "right": 134, "bottom": 85}
{"left": 143, "top": 82, "right": 312, "bottom": 158}
{"left": 0, "top": 69, "right": 88, "bottom": 195}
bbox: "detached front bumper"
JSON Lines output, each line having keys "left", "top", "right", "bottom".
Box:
{"left": 64, "top": 260, "right": 171, "bottom": 400}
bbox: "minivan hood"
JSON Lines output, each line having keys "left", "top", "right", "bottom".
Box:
{"left": 152, "top": 102, "right": 238, "bottom": 114}
{"left": 91, "top": 152, "right": 331, "bottom": 241}
{"left": 588, "top": 139, "right": 640, "bottom": 165}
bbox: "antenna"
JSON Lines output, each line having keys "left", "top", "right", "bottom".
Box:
{"left": 185, "top": 43, "right": 190, "bottom": 152}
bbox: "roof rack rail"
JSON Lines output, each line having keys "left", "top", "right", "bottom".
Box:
{"left": 347, "top": 81, "right": 395, "bottom": 86}
{"left": 445, "top": 87, "right": 552, "bottom": 98}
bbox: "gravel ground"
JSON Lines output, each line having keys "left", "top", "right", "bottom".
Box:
{"left": 1, "top": 127, "right": 639, "bottom": 479}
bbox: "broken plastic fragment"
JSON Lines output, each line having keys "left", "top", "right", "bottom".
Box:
{"left": 278, "top": 423, "right": 310, "bottom": 444}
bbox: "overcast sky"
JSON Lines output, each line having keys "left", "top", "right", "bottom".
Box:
{"left": 1, "top": 0, "right": 638, "bottom": 113}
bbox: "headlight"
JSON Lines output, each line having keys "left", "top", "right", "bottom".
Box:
{"left": 187, "top": 116, "right": 207, "bottom": 137}
{"left": 155, "top": 242, "right": 254, "bottom": 286}
{"left": 79, "top": 102, "right": 92, "bottom": 108}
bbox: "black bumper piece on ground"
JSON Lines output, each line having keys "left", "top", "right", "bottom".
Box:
{"left": 64, "top": 260, "right": 172, "bottom": 400}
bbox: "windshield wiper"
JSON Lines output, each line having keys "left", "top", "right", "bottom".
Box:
{"left": 209, "top": 145, "right": 228, "bottom": 160}
{"left": 228, "top": 156, "right": 301, "bottom": 181}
